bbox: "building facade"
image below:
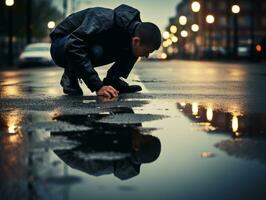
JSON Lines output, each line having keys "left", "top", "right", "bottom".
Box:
{"left": 163, "top": 0, "right": 266, "bottom": 59}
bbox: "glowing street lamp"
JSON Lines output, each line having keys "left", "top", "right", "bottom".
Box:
{"left": 160, "top": 53, "right": 167, "bottom": 60}
{"left": 206, "top": 15, "right": 215, "bottom": 58}
{"left": 5, "top": 0, "right": 14, "bottom": 6}
{"left": 191, "top": 1, "right": 201, "bottom": 13}
{"left": 5, "top": 0, "right": 15, "bottom": 65}
{"left": 162, "top": 39, "right": 173, "bottom": 48}
{"left": 232, "top": 5, "right": 240, "bottom": 14}
{"left": 163, "top": 31, "right": 170, "bottom": 39}
{"left": 206, "top": 15, "right": 215, "bottom": 24}
{"left": 179, "top": 30, "right": 188, "bottom": 57}
{"left": 162, "top": 41, "right": 169, "bottom": 48}
{"left": 180, "top": 30, "right": 188, "bottom": 56}
{"left": 170, "top": 25, "right": 177, "bottom": 34}
{"left": 180, "top": 30, "right": 188, "bottom": 38}
{"left": 171, "top": 36, "right": 178, "bottom": 43}
{"left": 191, "top": 1, "right": 201, "bottom": 59}
{"left": 47, "top": 21, "right": 56, "bottom": 29}
{"left": 179, "top": 16, "right": 187, "bottom": 26}
{"left": 232, "top": 5, "right": 241, "bottom": 58}
{"left": 191, "top": 24, "right": 199, "bottom": 32}
{"left": 166, "top": 39, "right": 173, "bottom": 46}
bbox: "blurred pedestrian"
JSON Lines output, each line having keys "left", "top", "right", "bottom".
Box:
{"left": 50, "top": 4, "right": 161, "bottom": 97}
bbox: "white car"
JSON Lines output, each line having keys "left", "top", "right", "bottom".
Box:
{"left": 18, "top": 43, "right": 54, "bottom": 67}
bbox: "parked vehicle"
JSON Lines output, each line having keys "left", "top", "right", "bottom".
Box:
{"left": 18, "top": 43, "right": 54, "bottom": 67}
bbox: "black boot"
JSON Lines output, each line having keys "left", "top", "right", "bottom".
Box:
{"left": 103, "top": 77, "right": 142, "bottom": 93}
{"left": 60, "top": 69, "right": 83, "bottom": 95}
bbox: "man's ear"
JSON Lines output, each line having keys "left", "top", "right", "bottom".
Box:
{"left": 132, "top": 36, "right": 141, "bottom": 46}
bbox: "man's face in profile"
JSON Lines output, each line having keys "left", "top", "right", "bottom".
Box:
{"left": 131, "top": 37, "right": 155, "bottom": 58}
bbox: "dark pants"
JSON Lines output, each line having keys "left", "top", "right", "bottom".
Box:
{"left": 50, "top": 36, "right": 133, "bottom": 79}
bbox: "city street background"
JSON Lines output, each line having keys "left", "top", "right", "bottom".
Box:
{"left": 1, "top": 0, "right": 266, "bottom": 199}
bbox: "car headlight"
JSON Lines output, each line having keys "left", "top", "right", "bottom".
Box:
{"left": 19, "top": 55, "right": 25, "bottom": 60}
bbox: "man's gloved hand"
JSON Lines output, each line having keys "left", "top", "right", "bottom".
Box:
{"left": 96, "top": 86, "right": 119, "bottom": 98}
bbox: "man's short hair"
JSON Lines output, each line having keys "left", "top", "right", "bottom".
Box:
{"left": 134, "top": 22, "right": 162, "bottom": 50}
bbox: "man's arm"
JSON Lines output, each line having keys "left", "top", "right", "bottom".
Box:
{"left": 64, "top": 9, "right": 114, "bottom": 92}
{"left": 107, "top": 52, "right": 138, "bottom": 79}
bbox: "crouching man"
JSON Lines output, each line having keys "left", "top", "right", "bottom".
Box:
{"left": 50, "top": 4, "right": 161, "bottom": 98}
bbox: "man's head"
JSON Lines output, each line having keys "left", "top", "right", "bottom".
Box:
{"left": 131, "top": 22, "right": 161, "bottom": 58}
{"left": 131, "top": 132, "right": 161, "bottom": 164}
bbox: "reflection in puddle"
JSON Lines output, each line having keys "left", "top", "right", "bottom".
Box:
{"left": 0, "top": 109, "right": 28, "bottom": 198}
{"left": 177, "top": 102, "right": 266, "bottom": 138}
{"left": 178, "top": 102, "right": 266, "bottom": 166}
{"left": 206, "top": 106, "right": 213, "bottom": 121}
{"left": 53, "top": 107, "right": 161, "bottom": 180}
{"left": 201, "top": 152, "right": 216, "bottom": 158}
{"left": 232, "top": 115, "right": 239, "bottom": 133}
{"left": 5, "top": 110, "right": 22, "bottom": 134}
{"left": 192, "top": 102, "right": 198, "bottom": 116}
{"left": 215, "top": 139, "right": 266, "bottom": 165}
{"left": 0, "top": 104, "right": 162, "bottom": 199}
{"left": 0, "top": 72, "right": 24, "bottom": 97}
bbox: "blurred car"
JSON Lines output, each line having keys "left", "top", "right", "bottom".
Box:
{"left": 199, "top": 47, "right": 226, "bottom": 59}
{"left": 18, "top": 43, "right": 54, "bottom": 67}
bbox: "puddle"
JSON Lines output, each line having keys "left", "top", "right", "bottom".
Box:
{"left": 201, "top": 152, "right": 216, "bottom": 158}
{"left": 97, "top": 113, "right": 164, "bottom": 124}
{"left": 118, "top": 185, "right": 137, "bottom": 191}
{"left": 1, "top": 96, "right": 266, "bottom": 199}
{"left": 52, "top": 107, "right": 162, "bottom": 180}
{"left": 0, "top": 101, "right": 163, "bottom": 185}
{"left": 23, "top": 121, "right": 91, "bottom": 133}
{"left": 52, "top": 130, "right": 161, "bottom": 180}
{"left": 177, "top": 102, "right": 266, "bottom": 138}
{"left": 44, "top": 175, "right": 82, "bottom": 185}
{"left": 177, "top": 101, "right": 266, "bottom": 166}
{"left": 215, "top": 139, "right": 266, "bottom": 165}
{"left": 33, "top": 136, "right": 80, "bottom": 150}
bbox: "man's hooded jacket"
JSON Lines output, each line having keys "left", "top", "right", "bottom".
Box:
{"left": 50, "top": 4, "right": 141, "bottom": 92}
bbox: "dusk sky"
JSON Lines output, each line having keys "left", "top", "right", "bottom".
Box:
{"left": 54, "top": 0, "right": 181, "bottom": 31}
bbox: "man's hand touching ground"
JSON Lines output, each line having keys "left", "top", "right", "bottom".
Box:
{"left": 96, "top": 86, "right": 119, "bottom": 98}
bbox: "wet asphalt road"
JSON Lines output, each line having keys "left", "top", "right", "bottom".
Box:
{"left": 1, "top": 60, "right": 266, "bottom": 200}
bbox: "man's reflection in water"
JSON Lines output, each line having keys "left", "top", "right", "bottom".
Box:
{"left": 53, "top": 107, "right": 161, "bottom": 180}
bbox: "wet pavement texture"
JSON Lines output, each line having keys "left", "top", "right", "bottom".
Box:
{"left": 1, "top": 60, "right": 266, "bottom": 200}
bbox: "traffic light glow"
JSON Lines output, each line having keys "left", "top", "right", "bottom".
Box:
{"left": 256, "top": 44, "right": 262, "bottom": 52}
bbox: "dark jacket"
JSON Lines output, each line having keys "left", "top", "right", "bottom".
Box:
{"left": 50, "top": 4, "right": 141, "bottom": 92}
